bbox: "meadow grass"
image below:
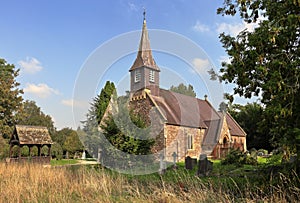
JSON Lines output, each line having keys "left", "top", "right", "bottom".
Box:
{"left": 0, "top": 161, "right": 299, "bottom": 202}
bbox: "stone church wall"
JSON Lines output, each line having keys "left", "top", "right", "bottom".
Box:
{"left": 164, "top": 124, "right": 204, "bottom": 162}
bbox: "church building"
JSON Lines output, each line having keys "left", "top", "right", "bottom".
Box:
{"left": 108, "top": 14, "right": 247, "bottom": 161}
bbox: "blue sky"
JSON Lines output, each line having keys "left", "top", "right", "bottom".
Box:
{"left": 0, "top": 0, "right": 258, "bottom": 129}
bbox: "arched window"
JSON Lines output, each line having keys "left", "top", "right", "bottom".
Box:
{"left": 223, "top": 137, "right": 227, "bottom": 145}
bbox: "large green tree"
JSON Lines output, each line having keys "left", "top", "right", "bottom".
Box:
{"left": 100, "top": 96, "right": 154, "bottom": 156}
{"left": 0, "top": 59, "right": 23, "bottom": 138}
{"left": 18, "top": 100, "right": 55, "bottom": 134}
{"left": 63, "top": 130, "right": 84, "bottom": 158}
{"left": 81, "top": 81, "right": 116, "bottom": 157}
{"left": 217, "top": 1, "right": 300, "bottom": 158}
{"left": 170, "top": 83, "right": 196, "bottom": 97}
{"left": 94, "top": 81, "right": 116, "bottom": 124}
{"left": 228, "top": 103, "right": 273, "bottom": 151}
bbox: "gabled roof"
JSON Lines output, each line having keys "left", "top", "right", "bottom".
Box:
{"left": 129, "top": 17, "right": 160, "bottom": 72}
{"left": 225, "top": 113, "right": 247, "bottom": 137}
{"left": 10, "top": 125, "right": 53, "bottom": 145}
{"left": 149, "top": 89, "right": 221, "bottom": 129}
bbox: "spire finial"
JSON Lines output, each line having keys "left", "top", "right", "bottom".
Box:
{"left": 143, "top": 8, "right": 146, "bottom": 21}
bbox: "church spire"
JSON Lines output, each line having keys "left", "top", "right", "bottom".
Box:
{"left": 129, "top": 11, "right": 160, "bottom": 72}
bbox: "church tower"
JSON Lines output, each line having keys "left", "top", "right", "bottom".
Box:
{"left": 129, "top": 11, "right": 160, "bottom": 97}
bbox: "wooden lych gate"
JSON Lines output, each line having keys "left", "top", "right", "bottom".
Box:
{"left": 8, "top": 125, "right": 53, "bottom": 164}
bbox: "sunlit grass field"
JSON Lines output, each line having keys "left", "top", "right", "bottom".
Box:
{"left": 0, "top": 158, "right": 299, "bottom": 202}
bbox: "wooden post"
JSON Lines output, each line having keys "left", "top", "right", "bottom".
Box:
{"left": 48, "top": 145, "right": 51, "bottom": 158}
{"left": 38, "top": 145, "right": 41, "bottom": 157}
{"left": 9, "top": 144, "right": 12, "bottom": 158}
{"left": 18, "top": 144, "right": 21, "bottom": 158}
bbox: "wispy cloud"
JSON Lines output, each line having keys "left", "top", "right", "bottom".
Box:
{"left": 24, "top": 83, "right": 60, "bottom": 98}
{"left": 193, "top": 21, "right": 210, "bottom": 33}
{"left": 18, "top": 57, "right": 43, "bottom": 74}
{"left": 218, "top": 55, "right": 232, "bottom": 65}
{"left": 191, "top": 58, "right": 211, "bottom": 74}
{"left": 61, "top": 99, "right": 88, "bottom": 108}
{"left": 216, "top": 21, "right": 257, "bottom": 36}
{"left": 128, "top": 2, "right": 138, "bottom": 12}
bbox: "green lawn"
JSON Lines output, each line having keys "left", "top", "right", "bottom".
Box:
{"left": 50, "top": 159, "right": 79, "bottom": 166}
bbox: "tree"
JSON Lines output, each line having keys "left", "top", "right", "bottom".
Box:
{"left": 63, "top": 130, "right": 84, "bottom": 158}
{"left": 170, "top": 83, "right": 196, "bottom": 97}
{"left": 0, "top": 136, "right": 9, "bottom": 159}
{"left": 0, "top": 59, "right": 23, "bottom": 138}
{"left": 18, "top": 100, "right": 55, "bottom": 134}
{"left": 52, "top": 128, "right": 74, "bottom": 149}
{"left": 100, "top": 96, "right": 154, "bottom": 156}
{"left": 216, "top": 1, "right": 300, "bottom": 159}
{"left": 81, "top": 81, "right": 116, "bottom": 157}
{"left": 51, "top": 142, "right": 63, "bottom": 160}
{"left": 94, "top": 81, "right": 116, "bottom": 124}
{"left": 229, "top": 103, "right": 273, "bottom": 151}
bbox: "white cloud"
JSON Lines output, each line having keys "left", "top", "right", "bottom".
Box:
{"left": 193, "top": 21, "right": 210, "bottom": 33}
{"left": 128, "top": 2, "right": 138, "bottom": 11}
{"left": 24, "top": 83, "right": 60, "bottom": 98}
{"left": 18, "top": 57, "right": 43, "bottom": 74}
{"left": 61, "top": 99, "right": 88, "bottom": 108}
{"left": 218, "top": 55, "right": 232, "bottom": 65}
{"left": 191, "top": 58, "right": 211, "bottom": 74}
{"left": 216, "top": 21, "right": 259, "bottom": 37}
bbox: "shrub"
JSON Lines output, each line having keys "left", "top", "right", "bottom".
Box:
{"left": 51, "top": 142, "right": 63, "bottom": 160}
{"left": 222, "top": 149, "right": 257, "bottom": 166}
{"left": 0, "top": 137, "right": 9, "bottom": 160}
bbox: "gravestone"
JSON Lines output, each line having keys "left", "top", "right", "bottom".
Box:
{"left": 159, "top": 153, "right": 166, "bottom": 174}
{"left": 97, "top": 148, "right": 102, "bottom": 164}
{"left": 197, "top": 154, "right": 213, "bottom": 176}
{"left": 185, "top": 156, "right": 197, "bottom": 170}
{"left": 81, "top": 150, "right": 86, "bottom": 159}
{"left": 172, "top": 152, "right": 178, "bottom": 169}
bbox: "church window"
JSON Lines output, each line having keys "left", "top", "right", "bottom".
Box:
{"left": 135, "top": 69, "right": 141, "bottom": 82}
{"left": 187, "top": 134, "right": 193, "bottom": 149}
{"left": 149, "top": 70, "right": 155, "bottom": 82}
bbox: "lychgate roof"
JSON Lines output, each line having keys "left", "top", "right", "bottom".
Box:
{"left": 10, "top": 125, "right": 53, "bottom": 145}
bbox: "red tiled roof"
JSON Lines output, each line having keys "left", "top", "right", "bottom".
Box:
{"left": 226, "top": 113, "right": 247, "bottom": 136}
{"left": 150, "top": 89, "right": 221, "bottom": 129}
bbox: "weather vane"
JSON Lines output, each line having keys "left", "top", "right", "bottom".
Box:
{"left": 143, "top": 7, "right": 146, "bottom": 20}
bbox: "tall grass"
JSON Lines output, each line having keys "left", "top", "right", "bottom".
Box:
{"left": 0, "top": 162, "right": 298, "bottom": 202}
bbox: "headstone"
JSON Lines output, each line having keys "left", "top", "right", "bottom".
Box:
{"left": 185, "top": 156, "right": 197, "bottom": 170}
{"left": 97, "top": 148, "right": 102, "bottom": 164}
{"left": 81, "top": 150, "right": 86, "bottom": 159}
{"left": 159, "top": 153, "right": 166, "bottom": 174}
{"left": 172, "top": 152, "right": 178, "bottom": 169}
{"left": 289, "top": 155, "right": 297, "bottom": 163}
{"left": 197, "top": 154, "right": 213, "bottom": 176}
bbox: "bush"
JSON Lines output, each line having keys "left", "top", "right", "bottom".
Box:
{"left": 257, "top": 149, "right": 268, "bottom": 156}
{"left": 266, "top": 153, "right": 283, "bottom": 165}
{"left": 221, "top": 149, "right": 257, "bottom": 166}
{"left": 0, "top": 137, "right": 9, "bottom": 160}
{"left": 51, "top": 142, "right": 63, "bottom": 160}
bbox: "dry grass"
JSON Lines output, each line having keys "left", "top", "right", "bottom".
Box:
{"left": 0, "top": 162, "right": 298, "bottom": 202}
